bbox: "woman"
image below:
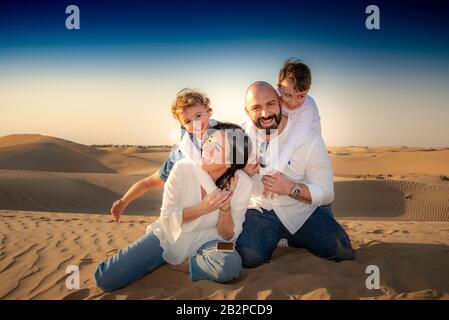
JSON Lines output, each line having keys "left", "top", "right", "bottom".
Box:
{"left": 95, "top": 123, "right": 253, "bottom": 291}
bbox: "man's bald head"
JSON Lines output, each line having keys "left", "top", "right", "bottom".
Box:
{"left": 244, "top": 81, "right": 282, "bottom": 133}
{"left": 245, "top": 81, "right": 278, "bottom": 108}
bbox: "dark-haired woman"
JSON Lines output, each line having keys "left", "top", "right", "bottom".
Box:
{"left": 95, "top": 123, "right": 253, "bottom": 291}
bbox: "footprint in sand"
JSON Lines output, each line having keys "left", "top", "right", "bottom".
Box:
{"left": 360, "top": 239, "right": 383, "bottom": 248}
{"left": 62, "top": 288, "right": 91, "bottom": 300}
{"left": 79, "top": 258, "right": 95, "bottom": 266}
{"left": 395, "top": 289, "right": 440, "bottom": 300}
{"left": 385, "top": 229, "right": 400, "bottom": 235}
{"left": 368, "top": 229, "right": 399, "bottom": 236}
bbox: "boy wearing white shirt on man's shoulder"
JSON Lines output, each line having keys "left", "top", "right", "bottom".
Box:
{"left": 274, "top": 58, "right": 322, "bottom": 173}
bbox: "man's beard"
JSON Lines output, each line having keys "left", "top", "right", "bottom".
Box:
{"left": 254, "top": 111, "right": 282, "bottom": 135}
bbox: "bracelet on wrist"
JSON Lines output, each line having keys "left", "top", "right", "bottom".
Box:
{"left": 218, "top": 209, "right": 231, "bottom": 216}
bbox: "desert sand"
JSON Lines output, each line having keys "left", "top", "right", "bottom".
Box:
{"left": 0, "top": 134, "right": 448, "bottom": 300}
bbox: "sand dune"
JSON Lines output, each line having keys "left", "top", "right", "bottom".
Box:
{"left": 333, "top": 179, "right": 449, "bottom": 220}
{"left": 0, "top": 134, "right": 167, "bottom": 175}
{"left": 1, "top": 135, "right": 448, "bottom": 300}
{"left": 1, "top": 210, "right": 448, "bottom": 300}
{"left": 2, "top": 134, "right": 448, "bottom": 178}
{"left": 0, "top": 170, "right": 163, "bottom": 215}
{"left": 330, "top": 146, "right": 449, "bottom": 177}
{"left": 1, "top": 169, "right": 447, "bottom": 221}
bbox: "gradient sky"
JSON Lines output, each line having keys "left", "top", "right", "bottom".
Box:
{"left": 1, "top": 0, "right": 449, "bottom": 146}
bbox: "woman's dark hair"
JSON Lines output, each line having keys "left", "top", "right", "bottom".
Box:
{"left": 207, "top": 122, "right": 252, "bottom": 190}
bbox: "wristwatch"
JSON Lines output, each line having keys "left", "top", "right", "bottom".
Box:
{"left": 289, "top": 183, "right": 301, "bottom": 199}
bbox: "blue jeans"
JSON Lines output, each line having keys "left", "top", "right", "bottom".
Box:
{"left": 236, "top": 205, "right": 355, "bottom": 268}
{"left": 95, "top": 232, "right": 242, "bottom": 291}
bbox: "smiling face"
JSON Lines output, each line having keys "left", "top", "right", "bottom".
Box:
{"left": 245, "top": 84, "right": 282, "bottom": 133}
{"left": 278, "top": 78, "right": 309, "bottom": 110}
{"left": 177, "top": 104, "right": 211, "bottom": 137}
{"left": 200, "top": 130, "right": 230, "bottom": 173}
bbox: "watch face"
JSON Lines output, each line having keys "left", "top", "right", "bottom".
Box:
{"left": 292, "top": 186, "right": 300, "bottom": 198}
{"left": 293, "top": 189, "right": 300, "bottom": 197}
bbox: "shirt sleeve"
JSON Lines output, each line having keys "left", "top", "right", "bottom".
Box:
{"left": 159, "top": 146, "right": 184, "bottom": 182}
{"left": 275, "top": 104, "right": 316, "bottom": 171}
{"left": 228, "top": 172, "right": 253, "bottom": 242}
{"left": 304, "top": 137, "right": 335, "bottom": 207}
{"left": 159, "top": 161, "right": 185, "bottom": 244}
{"left": 289, "top": 103, "right": 316, "bottom": 149}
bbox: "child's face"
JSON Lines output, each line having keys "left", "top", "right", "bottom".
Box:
{"left": 278, "top": 79, "right": 309, "bottom": 111}
{"left": 177, "top": 104, "right": 211, "bottom": 137}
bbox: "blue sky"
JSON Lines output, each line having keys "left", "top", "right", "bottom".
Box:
{"left": 1, "top": 0, "right": 449, "bottom": 146}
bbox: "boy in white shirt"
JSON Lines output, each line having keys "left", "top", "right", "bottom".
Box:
{"left": 274, "top": 58, "right": 322, "bottom": 173}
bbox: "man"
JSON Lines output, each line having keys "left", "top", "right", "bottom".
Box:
{"left": 237, "top": 81, "right": 354, "bottom": 268}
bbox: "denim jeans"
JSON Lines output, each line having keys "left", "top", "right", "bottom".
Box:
{"left": 236, "top": 204, "right": 355, "bottom": 268}
{"left": 95, "top": 232, "right": 242, "bottom": 291}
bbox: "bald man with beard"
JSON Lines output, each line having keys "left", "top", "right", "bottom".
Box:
{"left": 237, "top": 81, "right": 355, "bottom": 268}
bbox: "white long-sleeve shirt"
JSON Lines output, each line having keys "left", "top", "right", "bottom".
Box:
{"left": 243, "top": 117, "right": 334, "bottom": 234}
{"left": 147, "top": 158, "right": 253, "bottom": 265}
{"left": 275, "top": 95, "right": 322, "bottom": 172}
{"left": 241, "top": 95, "right": 322, "bottom": 173}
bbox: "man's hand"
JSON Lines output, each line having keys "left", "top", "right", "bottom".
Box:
{"left": 111, "top": 198, "right": 127, "bottom": 222}
{"left": 262, "top": 172, "right": 294, "bottom": 196}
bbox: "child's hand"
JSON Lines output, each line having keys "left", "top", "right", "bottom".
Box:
{"left": 111, "top": 198, "right": 127, "bottom": 222}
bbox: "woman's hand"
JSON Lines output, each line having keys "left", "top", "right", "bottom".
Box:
{"left": 243, "top": 162, "right": 260, "bottom": 177}
{"left": 199, "top": 188, "right": 232, "bottom": 214}
{"left": 216, "top": 175, "right": 238, "bottom": 240}
{"left": 111, "top": 198, "right": 127, "bottom": 222}
{"left": 219, "top": 175, "right": 238, "bottom": 211}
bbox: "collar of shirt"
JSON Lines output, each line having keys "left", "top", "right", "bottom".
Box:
{"left": 179, "top": 131, "right": 202, "bottom": 165}
{"left": 187, "top": 158, "right": 217, "bottom": 194}
{"left": 281, "top": 95, "right": 312, "bottom": 120}
{"left": 179, "top": 119, "right": 221, "bottom": 164}
{"left": 243, "top": 116, "right": 291, "bottom": 175}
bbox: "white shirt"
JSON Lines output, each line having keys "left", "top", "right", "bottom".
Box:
{"left": 241, "top": 95, "right": 322, "bottom": 173}
{"left": 243, "top": 117, "right": 334, "bottom": 234}
{"left": 276, "top": 95, "right": 322, "bottom": 172}
{"left": 281, "top": 95, "right": 321, "bottom": 130}
{"left": 147, "top": 158, "right": 253, "bottom": 265}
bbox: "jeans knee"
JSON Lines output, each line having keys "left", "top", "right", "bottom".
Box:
{"left": 316, "top": 236, "right": 355, "bottom": 262}
{"left": 213, "top": 252, "right": 242, "bottom": 283}
{"left": 238, "top": 247, "right": 266, "bottom": 269}
{"left": 333, "top": 241, "right": 355, "bottom": 261}
{"left": 94, "top": 263, "right": 116, "bottom": 292}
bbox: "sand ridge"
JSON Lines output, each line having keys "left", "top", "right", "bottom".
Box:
{"left": 1, "top": 210, "right": 448, "bottom": 300}
{"left": 1, "top": 134, "right": 448, "bottom": 300}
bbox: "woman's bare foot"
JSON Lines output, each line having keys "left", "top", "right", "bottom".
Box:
{"left": 168, "top": 259, "right": 190, "bottom": 274}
